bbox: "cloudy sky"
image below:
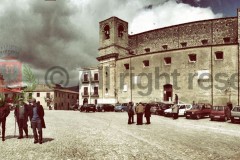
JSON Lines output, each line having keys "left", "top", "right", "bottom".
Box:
{"left": 0, "top": 0, "right": 240, "bottom": 87}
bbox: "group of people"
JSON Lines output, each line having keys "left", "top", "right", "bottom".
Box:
{"left": 127, "top": 102, "right": 151, "bottom": 125}
{"left": 127, "top": 94, "right": 180, "bottom": 123}
{"left": 0, "top": 98, "right": 45, "bottom": 144}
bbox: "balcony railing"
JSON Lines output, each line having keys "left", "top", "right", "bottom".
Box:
{"left": 91, "top": 78, "right": 99, "bottom": 83}
{"left": 81, "top": 92, "right": 89, "bottom": 97}
{"left": 91, "top": 92, "right": 99, "bottom": 97}
{"left": 82, "top": 78, "right": 89, "bottom": 83}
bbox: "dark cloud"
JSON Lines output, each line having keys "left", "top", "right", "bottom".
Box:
{"left": 0, "top": 0, "right": 226, "bottom": 86}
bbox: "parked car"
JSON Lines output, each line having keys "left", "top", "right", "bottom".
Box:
{"left": 185, "top": 103, "right": 212, "bottom": 119}
{"left": 114, "top": 103, "right": 128, "bottom": 112}
{"left": 149, "top": 103, "right": 161, "bottom": 114}
{"left": 164, "top": 104, "right": 192, "bottom": 116}
{"left": 156, "top": 102, "right": 173, "bottom": 116}
{"left": 230, "top": 106, "right": 240, "bottom": 123}
{"left": 210, "top": 105, "right": 230, "bottom": 121}
{"left": 97, "top": 104, "right": 115, "bottom": 112}
{"left": 80, "top": 104, "right": 96, "bottom": 112}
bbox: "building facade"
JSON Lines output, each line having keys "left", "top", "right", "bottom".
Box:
{"left": 54, "top": 84, "right": 79, "bottom": 110}
{"left": 25, "top": 84, "right": 54, "bottom": 109}
{"left": 96, "top": 9, "right": 240, "bottom": 106}
{"left": 79, "top": 67, "right": 99, "bottom": 105}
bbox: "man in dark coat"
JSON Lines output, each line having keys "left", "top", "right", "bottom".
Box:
{"left": 0, "top": 99, "right": 11, "bottom": 141}
{"left": 144, "top": 104, "right": 151, "bottom": 124}
{"left": 28, "top": 98, "right": 46, "bottom": 144}
{"left": 127, "top": 102, "right": 134, "bottom": 124}
{"left": 174, "top": 94, "right": 178, "bottom": 104}
{"left": 14, "top": 98, "right": 29, "bottom": 139}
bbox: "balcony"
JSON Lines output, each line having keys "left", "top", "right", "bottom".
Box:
{"left": 81, "top": 92, "right": 89, "bottom": 97}
{"left": 82, "top": 78, "right": 89, "bottom": 84}
{"left": 91, "top": 92, "right": 99, "bottom": 97}
{"left": 91, "top": 78, "right": 99, "bottom": 83}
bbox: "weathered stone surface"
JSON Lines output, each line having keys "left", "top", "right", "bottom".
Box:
{"left": 1, "top": 111, "right": 240, "bottom": 159}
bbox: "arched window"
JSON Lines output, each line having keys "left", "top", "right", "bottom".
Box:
{"left": 118, "top": 25, "right": 124, "bottom": 38}
{"left": 104, "top": 25, "right": 110, "bottom": 39}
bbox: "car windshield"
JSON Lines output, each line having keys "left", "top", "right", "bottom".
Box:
{"left": 232, "top": 107, "right": 240, "bottom": 112}
{"left": 192, "top": 105, "right": 201, "bottom": 109}
{"left": 212, "top": 106, "right": 224, "bottom": 111}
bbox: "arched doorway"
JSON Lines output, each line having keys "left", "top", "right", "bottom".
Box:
{"left": 83, "top": 98, "right": 88, "bottom": 104}
{"left": 163, "top": 84, "right": 172, "bottom": 101}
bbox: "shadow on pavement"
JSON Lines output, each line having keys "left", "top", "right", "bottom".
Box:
{"left": 43, "top": 138, "right": 54, "bottom": 143}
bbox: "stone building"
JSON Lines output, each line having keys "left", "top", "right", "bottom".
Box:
{"left": 25, "top": 84, "right": 54, "bottom": 109}
{"left": 54, "top": 84, "right": 79, "bottom": 110}
{"left": 96, "top": 9, "right": 240, "bottom": 106}
{"left": 79, "top": 67, "right": 99, "bottom": 105}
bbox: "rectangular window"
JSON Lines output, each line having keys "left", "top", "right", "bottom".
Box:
{"left": 143, "top": 60, "right": 149, "bottom": 67}
{"left": 144, "top": 48, "right": 150, "bottom": 53}
{"left": 94, "top": 87, "right": 98, "bottom": 95}
{"left": 180, "top": 42, "right": 187, "bottom": 48}
{"left": 201, "top": 39, "right": 208, "bottom": 45}
{"left": 223, "top": 37, "right": 230, "bottom": 43}
{"left": 84, "top": 87, "right": 88, "bottom": 95}
{"left": 94, "top": 73, "right": 98, "bottom": 81}
{"left": 123, "top": 84, "right": 128, "bottom": 92}
{"left": 162, "top": 45, "right": 168, "bottom": 50}
{"left": 29, "top": 93, "right": 32, "bottom": 99}
{"left": 124, "top": 63, "right": 129, "bottom": 70}
{"left": 164, "top": 57, "right": 171, "bottom": 65}
{"left": 37, "top": 93, "right": 40, "bottom": 97}
{"left": 188, "top": 54, "right": 197, "bottom": 62}
{"left": 46, "top": 93, "right": 50, "bottom": 98}
{"left": 83, "top": 74, "right": 88, "bottom": 81}
{"left": 215, "top": 51, "right": 224, "bottom": 60}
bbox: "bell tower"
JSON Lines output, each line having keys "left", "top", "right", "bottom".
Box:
{"left": 97, "top": 17, "right": 129, "bottom": 104}
{"left": 98, "top": 16, "right": 129, "bottom": 58}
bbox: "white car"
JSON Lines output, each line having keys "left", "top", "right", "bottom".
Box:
{"left": 164, "top": 104, "right": 192, "bottom": 116}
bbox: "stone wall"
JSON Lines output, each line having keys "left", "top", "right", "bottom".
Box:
{"left": 128, "top": 18, "right": 237, "bottom": 56}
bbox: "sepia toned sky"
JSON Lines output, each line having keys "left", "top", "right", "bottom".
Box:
{"left": 0, "top": 0, "right": 239, "bottom": 86}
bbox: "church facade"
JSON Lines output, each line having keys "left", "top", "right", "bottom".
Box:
{"left": 96, "top": 9, "right": 240, "bottom": 106}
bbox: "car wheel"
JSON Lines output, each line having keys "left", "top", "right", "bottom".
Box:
{"left": 210, "top": 118, "right": 213, "bottom": 121}
{"left": 196, "top": 114, "right": 200, "bottom": 120}
{"left": 186, "top": 116, "right": 189, "bottom": 119}
{"left": 224, "top": 116, "right": 228, "bottom": 122}
{"left": 231, "top": 118, "right": 235, "bottom": 123}
{"left": 121, "top": 109, "right": 124, "bottom": 112}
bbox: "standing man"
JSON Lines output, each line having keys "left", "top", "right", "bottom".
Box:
{"left": 0, "top": 99, "right": 11, "bottom": 141}
{"left": 14, "top": 98, "right": 29, "bottom": 139}
{"left": 172, "top": 104, "right": 179, "bottom": 119}
{"left": 127, "top": 102, "right": 134, "bottom": 124}
{"left": 144, "top": 104, "right": 151, "bottom": 124}
{"left": 174, "top": 94, "right": 179, "bottom": 104}
{"left": 29, "top": 99, "right": 46, "bottom": 144}
{"left": 136, "top": 102, "right": 144, "bottom": 125}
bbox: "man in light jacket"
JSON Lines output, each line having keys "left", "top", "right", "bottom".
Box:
{"left": 136, "top": 102, "right": 144, "bottom": 125}
{"left": 172, "top": 104, "right": 179, "bottom": 119}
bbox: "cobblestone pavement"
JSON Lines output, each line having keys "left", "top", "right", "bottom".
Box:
{"left": 0, "top": 110, "right": 240, "bottom": 160}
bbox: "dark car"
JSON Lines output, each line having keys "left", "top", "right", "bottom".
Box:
{"left": 210, "top": 105, "right": 230, "bottom": 121}
{"left": 97, "top": 104, "right": 115, "bottom": 112}
{"left": 185, "top": 103, "right": 212, "bottom": 119}
{"left": 80, "top": 104, "right": 96, "bottom": 112}
{"left": 156, "top": 102, "right": 174, "bottom": 116}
